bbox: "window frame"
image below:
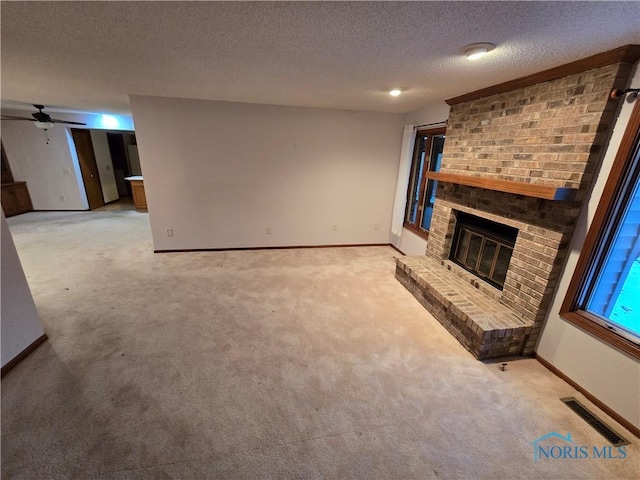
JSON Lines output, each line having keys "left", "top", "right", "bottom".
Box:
{"left": 560, "top": 100, "right": 640, "bottom": 359}
{"left": 403, "top": 127, "right": 446, "bottom": 240}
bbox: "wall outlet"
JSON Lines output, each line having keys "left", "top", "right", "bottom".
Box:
{"left": 60, "top": 195, "right": 65, "bottom": 201}
{"left": 332, "top": 224, "right": 337, "bottom": 231}
{"left": 265, "top": 227, "right": 272, "bottom": 235}
{"left": 62, "top": 168, "right": 70, "bottom": 175}
{"left": 166, "top": 228, "right": 173, "bottom": 237}
{"left": 374, "top": 224, "right": 379, "bottom": 231}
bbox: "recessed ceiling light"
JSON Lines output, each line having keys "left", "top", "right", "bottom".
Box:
{"left": 463, "top": 43, "right": 496, "bottom": 60}
{"left": 389, "top": 89, "right": 402, "bottom": 97}
{"left": 101, "top": 114, "right": 120, "bottom": 129}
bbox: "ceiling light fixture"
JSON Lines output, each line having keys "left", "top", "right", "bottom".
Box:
{"left": 101, "top": 114, "right": 120, "bottom": 129}
{"left": 463, "top": 43, "right": 496, "bottom": 60}
{"left": 34, "top": 121, "right": 54, "bottom": 130}
{"left": 389, "top": 89, "right": 402, "bottom": 97}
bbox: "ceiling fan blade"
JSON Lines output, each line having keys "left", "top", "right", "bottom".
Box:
{"left": 1, "top": 115, "right": 37, "bottom": 121}
{"left": 50, "top": 119, "right": 87, "bottom": 126}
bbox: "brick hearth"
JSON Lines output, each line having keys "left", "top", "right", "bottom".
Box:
{"left": 395, "top": 255, "right": 534, "bottom": 359}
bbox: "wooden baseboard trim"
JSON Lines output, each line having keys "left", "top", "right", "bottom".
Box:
{"left": 155, "top": 243, "right": 397, "bottom": 253}
{"left": 389, "top": 244, "right": 405, "bottom": 256}
{"left": 1, "top": 333, "right": 48, "bottom": 378}
{"left": 32, "top": 209, "right": 87, "bottom": 213}
{"left": 535, "top": 354, "right": 640, "bottom": 439}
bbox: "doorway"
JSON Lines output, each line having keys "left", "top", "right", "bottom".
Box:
{"left": 106, "top": 132, "right": 138, "bottom": 197}
{"left": 71, "top": 129, "right": 104, "bottom": 210}
{"left": 70, "top": 129, "right": 139, "bottom": 210}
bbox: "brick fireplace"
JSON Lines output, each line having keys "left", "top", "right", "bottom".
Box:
{"left": 396, "top": 46, "right": 639, "bottom": 359}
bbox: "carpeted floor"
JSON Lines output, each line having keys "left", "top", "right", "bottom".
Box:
{"left": 2, "top": 209, "right": 638, "bottom": 479}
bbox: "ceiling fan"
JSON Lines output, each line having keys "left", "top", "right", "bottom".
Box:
{"left": 1, "top": 104, "right": 86, "bottom": 130}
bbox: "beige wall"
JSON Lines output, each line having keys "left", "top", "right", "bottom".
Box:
{"left": 537, "top": 65, "right": 640, "bottom": 429}
{"left": 2, "top": 114, "right": 88, "bottom": 210}
{"left": 130, "top": 96, "right": 404, "bottom": 250}
{"left": 404, "top": 103, "right": 450, "bottom": 126}
{"left": 1, "top": 212, "right": 45, "bottom": 367}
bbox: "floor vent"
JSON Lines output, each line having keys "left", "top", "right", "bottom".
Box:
{"left": 561, "top": 397, "right": 630, "bottom": 446}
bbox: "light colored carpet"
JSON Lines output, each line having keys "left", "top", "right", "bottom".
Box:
{"left": 2, "top": 209, "right": 638, "bottom": 479}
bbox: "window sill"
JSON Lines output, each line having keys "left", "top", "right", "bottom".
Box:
{"left": 403, "top": 223, "right": 430, "bottom": 242}
{"left": 559, "top": 310, "right": 640, "bottom": 360}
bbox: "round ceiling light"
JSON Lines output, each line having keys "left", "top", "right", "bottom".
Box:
{"left": 389, "top": 89, "right": 402, "bottom": 97}
{"left": 34, "top": 121, "right": 54, "bottom": 130}
{"left": 463, "top": 43, "right": 496, "bottom": 60}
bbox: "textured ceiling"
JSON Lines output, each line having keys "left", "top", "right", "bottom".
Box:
{"left": 1, "top": 1, "right": 639, "bottom": 115}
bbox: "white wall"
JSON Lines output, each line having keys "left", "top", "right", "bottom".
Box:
{"left": 90, "top": 131, "right": 119, "bottom": 203}
{"left": 404, "top": 103, "right": 450, "bottom": 126}
{"left": 130, "top": 96, "right": 404, "bottom": 250}
{"left": 536, "top": 66, "right": 640, "bottom": 429}
{"left": 1, "top": 211, "right": 45, "bottom": 367}
{"left": 2, "top": 116, "right": 88, "bottom": 210}
{"left": 1, "top": 110, "right": 134, "bottom": 210}
{"left": 127, "top": 144, "right": 142, "bottom": 176}
{"left": 396, "top": 229, "right": 428, "bottom": 256}
{"left": 391, "top": 102, "right": 451, "bottom": 255}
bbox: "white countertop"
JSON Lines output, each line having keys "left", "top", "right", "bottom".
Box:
{"left": 124, "top": 176, "right": 143, "bottom": 181}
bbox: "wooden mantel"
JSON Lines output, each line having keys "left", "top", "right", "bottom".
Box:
{"left": 424, "top": 172, "right": 577, "bottom": 201}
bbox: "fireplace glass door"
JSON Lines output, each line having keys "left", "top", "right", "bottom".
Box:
{"left": 451, "top": 213, "right": 517, "bottom": 289}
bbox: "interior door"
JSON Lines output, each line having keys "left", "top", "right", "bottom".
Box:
{"left": 71, "top": 129, "right": 104, "bottom": 210}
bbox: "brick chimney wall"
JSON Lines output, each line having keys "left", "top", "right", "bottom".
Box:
{"left": 425, "top": 61, "right": 634, "bottom": 353}
{"left": 440, "top": 63, "right": 632, "bottom": 189}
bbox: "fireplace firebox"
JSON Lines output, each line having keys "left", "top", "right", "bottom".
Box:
{"left": 450, "top": 212, "right": 518, "bottom": 289}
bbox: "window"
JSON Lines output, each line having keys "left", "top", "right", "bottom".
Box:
{"left": 561, "top": 101, "right": 640, "bottom": 359}
{"left": 404, "top": 127, "right": 445, "bottom": 238}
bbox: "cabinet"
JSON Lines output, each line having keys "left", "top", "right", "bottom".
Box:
{"left": 125, "top": 176, "right": 147, "bottom": 209}
{"left": 1, "top": 182, "right": 33, "bottom": 217}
